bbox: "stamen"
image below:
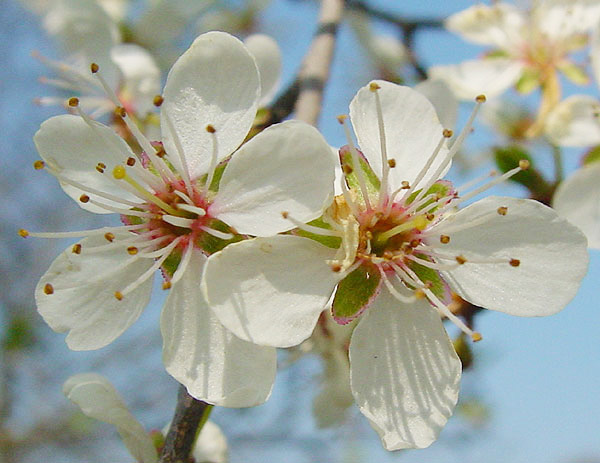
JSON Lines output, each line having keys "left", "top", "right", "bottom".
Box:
{"left": 378, "top": 266, "right": 417, "bottom": 303}
{"left": 456, "top": 169, "right": 497, "bottom": 194}
{"left": 162, "top": 111, "right": 194, "bottom": 198}
{"left": 153, "top": 95, "right": 164, "bottom": 107}
{"left": 370, "top": 84, "right": 390, "bottom": 207}
{"left": 176, "top": 203, "right": 206, "bottom": 216}
{"left": 403, "top": 254, "right": 461, "bottom": 271}
{"left": 169, "top": 239, "right": 194, "bottom": 286}
{"left": 339, "top": 173, "right": 361, "bottom": 217}
{"left": 162, "top": 215, "right": 195, "bottom": 229}
{"left": 72, "top": 243, "right": 82, "bottom": 254}
{"left": 87, "top": 198, "right": 157, "bottom": 218}
{"left": 376, "top": 215, "right": 428, "bottom": 243}
{"left": 173, "top": 190, "right": 195, "bottom": 205}
{"left": 33, "top": 160, "right": 45, "bottom": 170}
{"left": 198, "top": 225, "right": 233, "bottom": 240}
{"left": 281, "top": 211, "right": 339, "bottom": 237}
{"left": 338, "top": 115, "right": 372, "bottom": 210}
{"left": 19, "top": 224, "right": 146, "bottom": 239}
{"left": 203, "top": 125, "right": 219, "bottom": 196}
{"left": 43, "top": 283, "right": 54, "bottom": 295}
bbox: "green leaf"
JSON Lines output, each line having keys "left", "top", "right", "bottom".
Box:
{"left": 332, "top": 261, "right": 381, "bottom": 324}
{"left": 295, "top": 217, "right": 341, "bottom": 249}
{"left": 339, "top": 145, "right": 380, "bottom": 204}
{"left": 408, "top": 257, "right": 448, "bottom": 302}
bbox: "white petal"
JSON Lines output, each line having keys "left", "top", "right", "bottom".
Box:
{"left": 64, "top": 373, "right": 157, "bottom": 463}
{"left": 161, "top": 249, "right": 276, "bottom": 407}
{"left": 414, "top": 79, "right": 459, "bottom": 130}
{"left": 111, "top": 44, "right": 161, "bottom": 116}
{"left": 202, "top": 235, "right": 341, "bottom": 348}
{"left": 592, "top": 24, "right": 600, "bottom": 86}
{"left": 545, "top": 95, "right": 600, "bottom": 147}
{"left": 34, "top": 115, "right": 142, "bottom": 214}
{"left": 534, "top": 0, "right": 600, "bottom": 40}
{"left": 446, "top": 3, "right": 525, "bottom": 49}
{"left": 192, "top": 421, "right": 229, "bottom": 463}
{"left": 35, "top": 233, "right": 154, "bottom": 350}
{"left": 554, "top": 163, "right": 600, "bottom": 249}
{"left": 429, "top": 59, "right": 524, "bottom": 101}
{"left": 211, "top": 121, "right": 335, "bottom": 236}
{"left": 349, "top": 290, "right": 461, "bottom": 450}
{"left": 349, "top": 81, "right": 450, "bottom": 191}
{"left": 244, "top": 34, "right": 282, "bottom": 106}
{"left": 427, "top": 196, "right": 589, "bottom": 317}
{"left": 161, "top": 31, "right": 260, "bottom": 179}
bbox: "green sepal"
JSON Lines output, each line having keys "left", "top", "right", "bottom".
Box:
{"left": 485, "top": 49, "right": 510, "bottom": 59}
{"left": 339, "top": 145, "right": 381, "bottom": 205}
{"left": 295, "top": 217, "right": 342, "bottom": 249}
{"left": 195, "top": 219, "right": 244, "bottom": 255}
{"left": 405, "top": 181, "right": 454, "bottom": 212}
{"left": 408, "top": 256, "right": 448, "bottom": 302}
{"left": 558, "top": 61, "right": 590, "bottom": 86}
{"left": 493, "top": 145, "right": 551, "bottom": 195}
{"left": 332, "top": 260, "right": 381, "bottom": 324}
{"left": 453, "top": 334, "right": 474, "bottom": 370}
{"left": 197, "top": 157, "right": 229, "bottom": 193}
{"left": 161, "top": 249, "right": 182, "bottom": 279}
{"left": 582, "top": 145, "right": 600, "bottom": 166}
{"left": 515, "top": 68, "right": 540, "bottom": 94}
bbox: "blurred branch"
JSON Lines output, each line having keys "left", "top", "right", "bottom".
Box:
{"left": 159, "top": 386, "right": 210, "bottom": 463}
{"left": 294, "top": 0, "right": 346, "bottom": 125}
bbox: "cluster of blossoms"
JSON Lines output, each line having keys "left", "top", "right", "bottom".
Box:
{"left": 23, "top": 26, "right": 590, "bottom": 455}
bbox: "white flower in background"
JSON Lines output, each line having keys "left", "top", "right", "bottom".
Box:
{"left": 202, "top": 81, "right": 589, "bottom": 449}
{"left": 34, "top": 0, "right": 161, "bottom": 118}
{"left": 429, "top": 1, "right": 600, "bottom": 101}
{"left": 20, "top": 0, "right": 128, "bottom": 21}
{"left": 23, "top": 32, "right": 335, "bottom": 407}
{"left": 243, "top": 34, "right": 282, "bottom": 107}
{"left": 64, "top": 373, "right": 228, "bottom": 463}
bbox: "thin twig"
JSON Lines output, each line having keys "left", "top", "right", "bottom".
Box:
{"left": 294, "top": 0, "right": 346, "bottom": 125}
{"left": 159, "top": 386, "right": 211, "bottom": 463}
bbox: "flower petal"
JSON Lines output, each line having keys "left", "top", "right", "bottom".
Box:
{"left": 34, "top": 114, "right": 142, "bottom": 214}
{"left": 202, "top": 235, "right": 341, "bottom": 348}
{"left": 446, "top": 3, "right": 525, "bottom": 49}
{"left": 426, "top": 196, "right": 589, "bottom": 316}
{"left": 243, "top": 34, "right": 282, "bottom": 106}
{"left": 415, "top": 79, "right": 459, "bottom": 130}
{"left": 349, "top": 290, "right": 461, "bottom": 450}
{"left": 161, "top": 249, "right": 276, "bottom": 407}
{"left": 211, "top": 120, "right": 335, "bottom": 236}
{"left": 429, "top": 59, "right": 524, "bottom": 100}
{"left": 533, "top": 0, "right": 600, "bottom": 40}
{"left": 545, "top": 95, "right": 600, "bottom": 147}
{"left": 64, "top": 373, "right": 158, "bottom": 463}
{"left": 349, "top": 81, "right": 450, "bottom": 191}
{"left": 192, "top": 421, "right": 228, "bottom": 463}
{"left": 35, "top": 233, "right": 154, "bottom": 350}
{"left": 554, "top": 163, "right": 600, "bottom": 249}
{"left": 161, "top": 31, "right": 260, "bottom": 179}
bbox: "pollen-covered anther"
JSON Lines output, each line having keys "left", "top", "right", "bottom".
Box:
{"left": 90, "top": 62, "right": 99, "bottom": 73}
{"left": 365, "top": 231, "right": 373, "bottom": 240}
{"left": 475, "top": 94, "right": 487, "bottom": 103}
{"left": 443, "top": 129, "right": 453, "bottom": 138}
{"left": 414, "top": 288, "right": 426, "bottom": 299}
{"left": 440, "top": 234, "right": 450, "bottom": 244}
{"left": 205, "top": 124, "right": 216, "bottom": 133}
{"left": 330, "top": 263, "right": 342, "bottom": 272}
{"left": 79, "top": 194, "right": 90, "bottom": 203}
{"left": 518, "top": 159, "right": 530, "bottom": 170}
{"left": 410, "top": 239, "right": 420, "bottom": 248}
{"left": 72, "top": 243, "right": 82, "bottom": 254}
{"left": 114, "top": 106, "right": 126, "bottom": 118}
{"left": 336, "top": 114, "right": 348, "bottom": 124}
{"left": 18, "top": 229, "right": 29, "bottom": 238}
{"left": 155, "top": 147, "right": 166, "bottom": 158}
{"left": 104, "top": 232, "right": 115, "bottom": 242}
{"left": 497, "top": 206, "right": 508, "bottom": 215}
{"left": 114, "top": 291, "right": 123, "bottom": 301}
{"left": 43, "top": 283, "right": 54, "bottom": 295}
{"left": 471, "top": 332, "right": 483, "bottom": 342}
{"left": 369, "top": 82, "right": 381, "bottom": 91}
{"left": 509, "top": 258, "right": 520, "bottom": 267}
{"left": 96, "top": 162, "right": 106, "bottom": 174}
{"left": 387, "top": 158, "right": 396, "bottom": 168}
{"left": 126, "top": 157, "right": 136, "bottom": 167}
{"left": 127, "top": 246, "right": 138, "bottom": 255}
{"left": 455, "top": 255, "right": 467, "bottom": 265}
{"left": 68, "top": 97, "right": 79, "bottom": 107}
{"left": 426, "top": 213, "right": 435, "bottom": 221}
{"left": 281, "top": 211, "right": 289, "bottom": 219}
{"left": 153, "top": 95, "right": 164, "bottom": 107}
{"left": 33, "top": 160, "right": 45, "bottom": 170}
{"left": 162, "top": 281, "right": 172, "bottom": 290}
{"left": 401, "top": 181, "right": 410, "bottom": 189}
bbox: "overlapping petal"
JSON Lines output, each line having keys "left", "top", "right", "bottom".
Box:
{"left": 349, "top": 291, "right": 461, "bottom": 450}
{"left": 243, "top": 34, "right": 282, "bottom": 106}
{"left": 161, "top": 250, "right": 276, "bottom": 407}
{"left": 534, "top": 0, "right": 600, "bottom": 40}
{"left": 554, "top": 163, "right": 600, "bottom": 249}
{"left": 34, "top": 115, "right": 142, "bottom": 213}
{"left": 414, "top": 79, "right": 459, "bottom": 131}
{"left": 202, "top": 235, "right": 341, "bottom": 348}
{"left": 161, "top": 31, "right": 260, "bottom": 179}
{"left": 426, "top": 196, "right": 589, "bottom": 317}
{"left": 544, "top": 95, "right": 600, "bottom": 147}
{"left": 349, "top": 80, "right": 450, "bottom": 191}
{"left": 210, "top": 121, "right": 335, "bottom": 236}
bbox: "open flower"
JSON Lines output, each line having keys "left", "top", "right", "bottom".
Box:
{"left": 24, "top": 31, "right": 335, "bottom": 407}
{"left": 202, "top": 80, "right": 589, "bottom": 449}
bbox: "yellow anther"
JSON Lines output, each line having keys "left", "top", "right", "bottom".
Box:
{"left": 455, "top": 255, "right": 467, "bottom": 265}
{"left": 127, "top": 246, "right": 138, "bottom": 255}
{"left": 162, "top": 281, "right": 172, "bottom": 290}
{"left": 68, "top": 97, "right": 79, "bottom": 107}
{"left": 114, "top": 106, "right": 126, "bottom": 118}
{"left": 509, "top": 258, "right": 520, "bottom": 267}
{"left": 281, "top": 211, "right": 289, "bottom": 219}
{"left": 153, "top": 95, "right": 164, "bottom": 107}
{"left": 95, "top": 166, "right": 105, "bottom": 174}
{"left": 497, "top": 206, "right": 508, "bottom": 215}
{"left": 77, "top": 194, "right": 89, "bottom": 204}
{"left": 426, "top": 213, "right": 435, "bottom": 221}
{"left": 387, "top": 158, "right": 396, "bottom": 168}
{"left": 104, "top": 232, "right": 115, "bottom": 242}
{"left": 18, "top": 229, "right": 29, "bottom": 238}
{"left": 44, "top": 283, "right": 54, "bottom": 295}
{"left": 90, "top": 62, "right": 99, "bottom": 73}
{"left": 330, "top": 263, "right": 342, "bottom": 272}
{"left": 518, "top": 159, "right": 530, "bottom": 170}
{"left": 471, "top": 332, "right": 483, "bottom": 342}
{"left": 443, "top": 129, "right": 453, "bottom": 138}
{"left": 410, "top": 239, "right": 420, "bottom": 248}
{"left": 205, "top": 124, "right": 216, "bottom": 133}
{"left": 155, "top": 147, "right": 166, "bottom": 158}
{"left": 369, "top": 82, "right": 381, "bottom": 91}
{"left": 126, "top": 157, "right": 136, "bottom": 166}
{"left": 440, "top": 235, "right": 450, "bottom": 244}
{"left": 414, "top": 288, "right": 426, "bottom": 299}
{"left": 114, "top": 291, "right": 123, "bottom": 300}
{"left": 72, "top": 243, "right": 82, "bottom": 254}
{"left": 33, "top": 160, "right": 45, "bottom": 170}
{"left": 475, "top": 94, "right": 487, "bottom": 103}
{"left": 336, "top": 114, "right": 348, "bottom": 124}
{"left": 401, "top": 180, "right": 410, "bottom": 189}
{"left": 113, "top": 165, "right": 126, "bottom": 180}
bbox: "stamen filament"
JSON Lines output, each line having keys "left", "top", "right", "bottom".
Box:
{"left": 282, "top": 213, "right": 339, "bottom": 237}
{"left": 162, "top": 215, "right": 195, "bottom": 229}
{"left": 203, "top": 128, "right": 219, "bottom": 196}
{"left": 169, "top": 240, "right": 194, "bottom": 286}
{"left": 198, "top": 225, "right": 233, "bottom": 240}
{"left": 20, "top": 224, "right": 146, "bottom": 239}
{"left": 379, "top": 266, "right": 418, "bottom": 303}
{"left": 339, "top": 174, "right": 361, "bottom": 217}
{"left": 87, "top": 198, "right": 156, "bottom": 218}
{"left": 372, "top": 87, "right": 390, "bottom": 206}
{"left": 162, "top": 111, "right": 194, "bottom": 198}
{"left": 176, "top": 203, "right": 206, "bottom": 216}
{"left": 376, "top": 215, "right": 428, "bottom": 243}
{"left": 173, "top": 190, "right": 195, "bottom": 205}
{"left": 339, "top": 116, "right": 372, "bottom": 210}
